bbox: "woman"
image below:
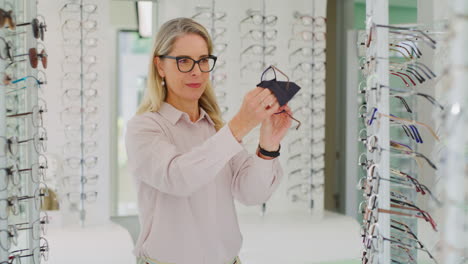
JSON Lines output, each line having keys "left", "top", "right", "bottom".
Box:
{"left": 125, "top": 17, "right": 293, "bottom": 264}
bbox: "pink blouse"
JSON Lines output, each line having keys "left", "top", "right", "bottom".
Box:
{"left": 125, "top": 102, "right": 283, "bottom": 264}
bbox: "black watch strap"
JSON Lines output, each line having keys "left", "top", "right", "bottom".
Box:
{"left": 258, "top": 144, "right": 281, "bottom": 158}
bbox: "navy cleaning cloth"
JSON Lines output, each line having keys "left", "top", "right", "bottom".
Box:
{"left": 256, "top": 65, "right": 301, "bottom": 106}
{"left": 256, "top": 80, "right": 301, "bottom": 106}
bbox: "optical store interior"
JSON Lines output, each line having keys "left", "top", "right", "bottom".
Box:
{"left": 0, "top": 0, "right": 466, "bottom": 264}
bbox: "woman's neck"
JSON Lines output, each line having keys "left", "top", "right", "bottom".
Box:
{"left": 166, "top": 97, "right": 200, "bottom": 122}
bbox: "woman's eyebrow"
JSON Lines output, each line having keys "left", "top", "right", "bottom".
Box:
{"left": 174, "top": 54, "right": 209, "bottom": 59}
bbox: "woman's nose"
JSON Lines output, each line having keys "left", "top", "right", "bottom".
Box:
{"left": 190, "top": 64, "right": 202, "bottom": 76}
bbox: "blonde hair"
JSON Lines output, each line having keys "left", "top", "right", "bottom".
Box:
{"left": 136, "top": 17, "right": 224, "bottom": 131}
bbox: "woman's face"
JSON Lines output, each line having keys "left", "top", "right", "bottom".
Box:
{"left": 156, "top": 33, "right": 211, "bottom": 104}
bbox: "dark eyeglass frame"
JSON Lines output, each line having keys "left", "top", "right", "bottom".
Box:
{"left": 158, "top": 55, "right": 217, "bottom": 73}
{"left": 260, "top": 65, "right": 302, "bottom": 130}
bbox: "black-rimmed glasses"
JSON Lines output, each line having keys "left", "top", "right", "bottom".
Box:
{"left": 159, "top": 55, "right": 217, "bottom": 73}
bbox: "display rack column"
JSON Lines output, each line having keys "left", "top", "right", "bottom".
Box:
{"left": 365, "top": 0, "right": 391, "bottom": 263}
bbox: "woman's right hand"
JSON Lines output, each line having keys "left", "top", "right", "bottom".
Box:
{"left": 228, "top": 87, "right": 280, "bottom": 142}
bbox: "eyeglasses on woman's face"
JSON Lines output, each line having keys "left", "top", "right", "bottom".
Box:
{"left": 158, "top": 55, "right": 217, "bottom": 73}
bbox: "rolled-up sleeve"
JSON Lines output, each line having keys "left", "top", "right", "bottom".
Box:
{"left": 230, "top": 150, "right": 284, "bottom": 205}
{"left": 125, "top": 115, "right": 244, "bottom": 197}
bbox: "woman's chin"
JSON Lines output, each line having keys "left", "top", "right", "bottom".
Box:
{"left": 186, "top": 89, "right": 206, "bottom": 101}
{"left": 181, "top": 94, "right": 204, "bottom": 103}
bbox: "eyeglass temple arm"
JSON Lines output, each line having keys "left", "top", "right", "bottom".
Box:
{"left": 381, "top": 84, "right": 443, "bottom": 110}
{"left": 390, "top": 72, "right": 411, "bottom": 87}
{"left": 389, "top": 63, "right": 422, "bottom": 83}
{"left": 279, "top": 110, "right": 301, "bottom": 130}
{"left": 399, "top": 40, "right": 422, "bottom": 56}
{"left": 288, "top": 48, "right": 301, "bottom": 62}
{"left": 393, "top": 96, "right": 413, "bottom": 113}
{"left": 14, "top": 22, "right": 32, "bottom": 27}
{"left": 378, "top": 24, "right": 437, "bottom": 45}
{"left": 269, "top": 65, "right": 289, "bottom": 82}
{"left": 260, "top": 65, "right": 276, "bottom": 81}
{"left": 394, "top": 71, "right": 417, "bottom": 86}
{"left": 400, "top": 125, "right": 414, "bottom": 139}
{"left": 392, "top": 42, "right": 421, "bottom": 58}
{"left": 389, "top": 31, "right": 436, "bottom": 49}
{"left": 389, "top": 47, "right": 412, "bottom": 61}
{"left": 240, "top": 45, "right": 254, "bottom": 58}
{"left": 381, "top": 112, "right": 440, "bottom": 141}
{"left": 405, "top": 68, "right": 425, "bottom": 83}
{"left": 415, "top": 61, "right": 437, "bottom": 78}
{"left": 12, "top": 75, "right": 42, "bottom": 85}
{"left": 406, "top": 65, "right": 426, "bottom": 81}
{"left": 390, "top": 203, "right": 437, "bottom": 227}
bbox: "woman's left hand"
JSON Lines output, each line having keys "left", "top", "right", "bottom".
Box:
{"left": 259, "top": 105, "right": 293, "bottom": 151}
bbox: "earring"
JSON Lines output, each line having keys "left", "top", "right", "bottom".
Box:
{"left": 161, "top": 77, "right": 165, "bottom": 86}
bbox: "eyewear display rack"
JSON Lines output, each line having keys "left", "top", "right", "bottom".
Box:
{"left": 59, "top": 0, "right": 99, "bottom": 227}
{"left": 359, "top": 0, "right": 461, "bottom": 263}
{"left": 286, "top": 1, "right": 326, "bottom": 217}
{"left": 362, "top": 0, "right": 391, "bottom": 263}
{"left": 0, "top": 1, "right": 47, "bottom": 264}
{"left": 191, "top": 0, "right": 229, "bottom": 115}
